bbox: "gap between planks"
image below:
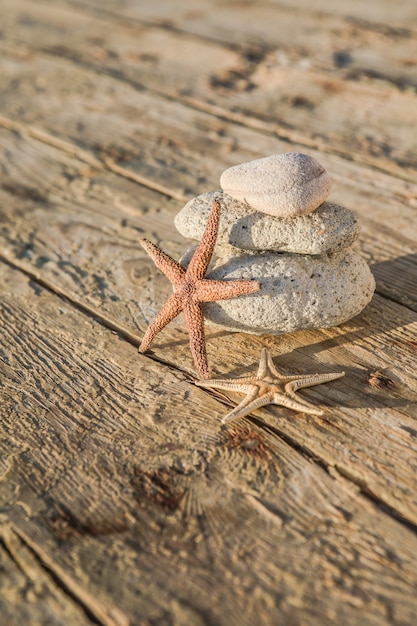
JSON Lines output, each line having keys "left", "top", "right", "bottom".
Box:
{"left": 0, "top": 521, "right": 129, "bottom": 626}
{"left": 1, "top": 37, "right": 417, "bottom": 185}
{"left": 0, "top": 113, "right": 187, "bottom": 203}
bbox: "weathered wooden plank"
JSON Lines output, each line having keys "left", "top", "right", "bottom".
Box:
{"left": 3, "top": 0, "right": 417, "bottom": 181}
{"left": 258, "top": 0, "right": 417, "bottom": 27}
{"left": 0, "top": 53, "right": 415, "bottom": 312}
{"left": 1, "top": 129, "right": 417, "bottom": 529}
{"left": 0, "top": 522, "right": 92, "bottom": 625}
{"left": 56, "top": 0, "right": 417, "bottom": 100}
{"left": 52, "top": 0, "right": 417, "bottom": 39}
{"left": 1, "top": 3, "right": 416, "bottom": 625}
{"left": 2, "top": 261, "right": 417, "bottom": 626}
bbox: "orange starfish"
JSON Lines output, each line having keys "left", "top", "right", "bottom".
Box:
{"left": 139, "top": 200, "right": 261, "bottom": 379}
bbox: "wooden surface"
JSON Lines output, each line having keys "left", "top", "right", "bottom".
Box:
{"left": 1, "top": 1, "right": 417, "bottom": 624}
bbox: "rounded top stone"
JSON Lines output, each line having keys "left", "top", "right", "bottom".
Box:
{"left": 220, "top": 153, "right": 332, "bottom": 217}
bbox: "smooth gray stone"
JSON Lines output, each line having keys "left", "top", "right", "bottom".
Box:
{"left": 220, "top": 153, "right": 332, "bottom": 217}
{"left": 175, "top": 191, "right": 360, "bottom": 255}
{"left": 181, "top": 247, "right": 375, "bottom": 335}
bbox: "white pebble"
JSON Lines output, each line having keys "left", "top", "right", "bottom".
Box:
{"left": 220, "top": 153, "right": 332, "bottom": 217}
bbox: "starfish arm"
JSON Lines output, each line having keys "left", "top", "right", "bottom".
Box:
{"left": 286, "top": 372, "right": 345, "bottom": 393}
{"left": 197, "top": 379, "right": 258, "bottom": 393}
{"left": 183, "top": 300, "right": 209, "bottom": 379}
{"left": 139, "top": 292, "right": 183, "bottom": 353}
{"left": 256, "top": 348, "right": 269, "bottom": 379}
{"left": 263, "top": 349, "right": 301, "bottom": 381}
{"left": 140, "top": 239, "right": 186, "bottom": 287}
{"left": 222, "top": 391, "right": 275, "bottom": 423}
{"left": 273, "top": 392, "right": 324, "bottom": 416}
{"left": 196, "top": 278, "right": 261, "bottom": 303}
{"left": 185, "top": 200, "right": 221, "bottom": 281}
{"left": 283, "top": 372, "right": 344, "bottom": 414}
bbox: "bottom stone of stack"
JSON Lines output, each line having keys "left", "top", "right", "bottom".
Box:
{"left": 182, "top": 247, "right": 375, "bottom": 335}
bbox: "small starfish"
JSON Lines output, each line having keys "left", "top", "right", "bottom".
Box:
{"left": 196, "top": 348, "right": 344, "bottom": 423}
{"left": 139, "top": 200, "right": 261, "bottom": 379}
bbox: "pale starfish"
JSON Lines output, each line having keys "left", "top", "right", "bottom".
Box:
{"left": 196, "top": 348, "right": 344, "bottom": 423}
{"left": 139, "top": 200, "right": 261, "bottom": 379}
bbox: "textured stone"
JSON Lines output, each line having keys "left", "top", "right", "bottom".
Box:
{"left": 181, "top": 247, "right": 375, "bottom": 335}
{"left": 220, "top": 153, "right": 332, "bottom": 217}
{"left": 175, "top": 191, "right": 360, "bottom": 255}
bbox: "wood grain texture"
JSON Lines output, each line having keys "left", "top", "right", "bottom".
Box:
{"left": 0, "top": 522, "right": 93, "bottom": 626}
{"left": 2, "top": 263, "right": 417, "bottom": 626}
{"left": 0, "top": 0, "right": 415, "bottom": 173}
{"left": 5, "top": 0, "right": 417, "bottom": 179}
{"left": 1, "top": 1, "right": 417, "bottom": 624}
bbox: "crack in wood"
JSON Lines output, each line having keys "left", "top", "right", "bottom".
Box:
{"left": 0, "top": 252, "right": 200, "bottom": 384}
{"left": 9, "top": 524, "right": 130, "bottom": 626}
{"left": 334, "top": 465, "right": 417, "bottom": 535}
{"left": 0, "top": 251, "right": 142, "bottom": 346}
{"left": 0, "top": 113, "right": 187, "bottom": 201}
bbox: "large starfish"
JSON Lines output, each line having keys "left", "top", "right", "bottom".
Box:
{"left": 196, "top": 348, "right": 344, "bottom": 423}
{"left": 139, "top": 200, "right": 261, "bottom": 379}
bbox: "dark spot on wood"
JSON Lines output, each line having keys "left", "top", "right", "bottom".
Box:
{"left": 57, "top": 260, "right": 88, "bottom": 282}
{"left": 241, "top": 46, "right": 267, "bottom": 65}
{"left": 334, "top": 505, "right": 354, "bottom": 522}
{"left": 1, "top": 182, "right": 48, "bottom": 204}
{"left": 208, "top": 47, "right": 265, "bottom": 93}
{"left": 29, "top": 279, "right": 44, "bottom": 296}
{"left": 93, "top": 273, "right": 109, "bottom": 294}
{"left": 346, "top": 67, "right": 413, "bottom": 91}
{"left": 87, "top": 36, "right": 106, "bottom": 47}
{"left": 291, "top": 96, "right": 315, "bottom": 109}
{"left": 224, "top": 426, "right": 271, "bottom": 460}
{"left": 131, "top": 468, "right": 184, "bottom": 512}
{"left": 367, "top": 370, "right": 396, "bottom": 391}
{"left": 157, "top": 18, "right": 175, "bottom": 29}
{"left": 98, "top": 145, "right": 137, "bottom": 164}
{"left": 48, "top": 505, "right": 129, "bottom": 539}
{"left": 42, "top": 44, "right": 73, "bottom": 58}
{"left": 401, "top": 58, "right": 417, "bottom": 67}
{"left": 138, "top": 52, "right": 159, "bottom": 63}
{"left": 35, "top": 256, "right": 50, "bottom": 268}
{"left": 400, "top": 425, "right": 417, "bottom": 439}
{"left": 317, "top": 77, "right": 345, "bottom": 94}
{"left": 333, "top": 50, "right": 353, "bottom": 68}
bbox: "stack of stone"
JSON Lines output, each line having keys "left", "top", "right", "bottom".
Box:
{"left": 175, "top": 153, "right": 375, "bottom": 335}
